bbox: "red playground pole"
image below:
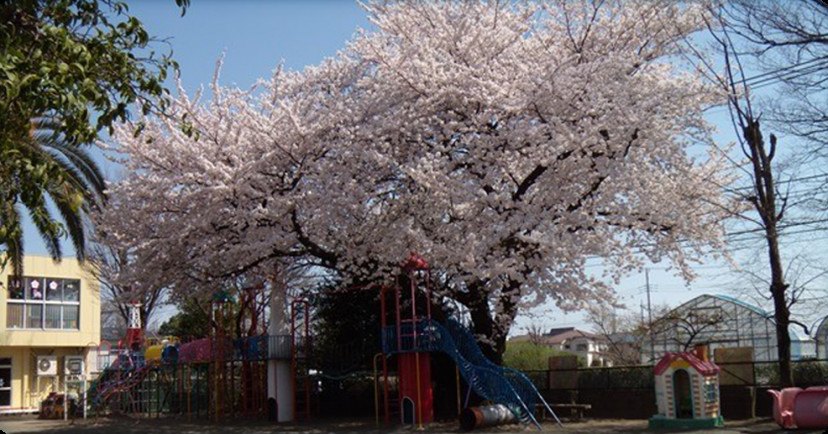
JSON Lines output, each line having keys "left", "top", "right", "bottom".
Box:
{"left": 395, "top": 253, "right": 434, "bottom": 426}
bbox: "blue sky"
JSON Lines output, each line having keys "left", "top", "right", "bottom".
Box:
{"left": 20, "top": 1, "right": 826, "bottom": 332}
{"left": 131, "top": 0, "right": 370, "bottom": 93}
{"left": 22, "top": 0, "right": 370, "bottom": 252}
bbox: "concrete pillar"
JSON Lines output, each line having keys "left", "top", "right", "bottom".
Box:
{"left": 275, "top": 359, "right": 293, "bottom": 421}
{"left": 267, "top": 272, "right": 294, "bottom": 422}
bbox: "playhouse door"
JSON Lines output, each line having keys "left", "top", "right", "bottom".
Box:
{"left": 673, "top": 370, "right": 693, "bottom": 419}
{"left": 402, "top": 397, "right": 415, "bottom": 425}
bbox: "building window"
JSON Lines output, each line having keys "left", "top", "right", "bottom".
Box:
{"left": 0, "top": 358, "right": 11, "bottom": 407}
{"left": 6, "top": 277, "right": 80, "bottom": 330}
{"left": 576, "top": 343, "right": 588, "bottom": 351}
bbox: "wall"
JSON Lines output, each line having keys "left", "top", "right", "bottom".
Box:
{"left": 0, "top": 346, "right": 92, "bottom": 410}
{"left": 0, "top": 255, "right": 100, "bottom": 347}
{"left": 0, "top": 347, "right": 27, "bottom": 410}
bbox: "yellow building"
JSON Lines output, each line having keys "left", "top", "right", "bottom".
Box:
{"left": 0, "top": 255, "right": 100, "bottom": 414}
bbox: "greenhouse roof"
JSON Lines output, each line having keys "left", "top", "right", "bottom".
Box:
{"left": 685, "top": 294, "right": 808, "bottom": 341}
{"left": 712, "top": 294, "right": 770, "bottom": 317}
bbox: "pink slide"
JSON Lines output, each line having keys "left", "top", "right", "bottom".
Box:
{"left": 769, "top": 387, "right": 828, "bottom": 429}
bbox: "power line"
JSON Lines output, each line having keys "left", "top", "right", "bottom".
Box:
{"left": 703, "top": 56, "right": 828, "bottom": 114}
{"left": 746, "top": 59, "right": 828, "bottom": 90}
{"left": 726, "top": 217, "right": 828, "bottom": 238}
{"left": 577, "top": 219, "right": 828, "bottom": 265}
{"left": 739, "top": 56, "right": 828, "bottom": 85}
{"left": 723, "top": 173, "right": 828, "bottom": 193}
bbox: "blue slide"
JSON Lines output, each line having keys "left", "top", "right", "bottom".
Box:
{"left": 382, "top": 318, "right": 561, "bottom": 429}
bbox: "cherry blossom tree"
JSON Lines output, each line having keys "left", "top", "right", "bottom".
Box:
{"left": 101, "top": 0, "right": 734, "bottom": 362}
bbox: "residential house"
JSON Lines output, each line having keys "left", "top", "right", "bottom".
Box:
{"left": 512, "top": 327, "right": 611, "bottom": 367}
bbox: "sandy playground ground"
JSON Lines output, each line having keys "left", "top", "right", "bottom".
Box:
{"left": 0, "top": 415, "right": 811, "bottom": 433}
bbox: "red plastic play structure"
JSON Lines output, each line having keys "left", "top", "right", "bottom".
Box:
{"left": 769, "top": 386, "right": 828, "bottom": 429}
{"left": 379, "top": 253, "right": 434, "bottom": 427}
{"left": 375, "top": 253, "right": 557, "bottom": 429}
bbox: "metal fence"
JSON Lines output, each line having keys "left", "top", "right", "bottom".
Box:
{"left": 522, "top": 358, "right": 828, "bottom": 391}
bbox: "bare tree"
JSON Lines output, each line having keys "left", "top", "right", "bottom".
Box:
{"left": 724, "top": 0, "right": 828, "bottom": 156}
{"left": 726, "top": 57, "right": 794, "bottom": 386}
{"left": 722, "top": 0, "right": 828, "bottom": 343}
{"left": 650, "top": 306, "right": 725, "bottom": 352}
{"left": 684, "top": 8, "right": 796, "bottom": 385}
{"left": 85, "top": 240, "right": 166, "bottom": 332}
{"left": 587, "top": 304, "right": 647, "bottom": 366}
{"left": 683, "top": 0, "right": 828, "bottom": 387}
{"left": 731, "top": 253, "right": 828, "bottom": 338}
{"left": 523, "top": 323, "right": 547, "bottom": 346}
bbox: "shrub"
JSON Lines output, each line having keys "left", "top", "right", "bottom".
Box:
{"left": 503, "top": 340, "right": 566, "bottom": 371}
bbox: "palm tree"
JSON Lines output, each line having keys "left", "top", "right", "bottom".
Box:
{"left": 0, "top": 117, "right": 106, "bottom": 278}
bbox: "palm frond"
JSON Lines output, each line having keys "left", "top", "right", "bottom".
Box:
{"left": 53, "top": 193, "right": 87, "bottom": 262}
{"left": 17, "top": 185, "right": 62, "bottom": 260}
{"left": 0, "top": 200, "right": 26, "bottom": 278}
{"left": 34, "top": 131, "right": 106, "bottom": 199}
{"left": 0, "top": 115, "right": 106, "bottom": 271}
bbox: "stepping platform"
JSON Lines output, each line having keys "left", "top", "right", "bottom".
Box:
{"left": 648, "top": 415, "right": 724, "bottom": 429}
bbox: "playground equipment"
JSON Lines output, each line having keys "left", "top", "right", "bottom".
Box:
{"left": 377, "top": 253, "right": 560, "bottom": 430}
{"left": 459, "top": 404, "right": 517, "bottom": 431}
{"left": 648, "top": 346, "right": 724, "bottom": 429}
{"left": 768, "top": 386, "right": 828, "bottom": 429}
{"left": 145, "top": 337, "right": 179, "bottom": 364}
{"left": 87, "top": 302, "right": 152, "bottom": 417}
{"left": 88, "top": 290, "right": 271, "bottom": 421}
{"left": 291, "top": 298, "right": 311, "bottom": 422}
{"left": 84, "top": 256, "right": 557, "bottom": 428}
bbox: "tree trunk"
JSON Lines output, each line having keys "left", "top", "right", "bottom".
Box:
{"left": 467, "top": 299, "right": 503, "bottom": 365}
{"left": 743, "top": 120, "right": 794, "bottom": 387}
{"left": 772, "top": 280, "right": 793, "bottom": 386}
{"left": 457, "top": 279, "right": 521, "bottom": 366}
{"left": 768, "top": 225, "right": 793, "bottom": 386}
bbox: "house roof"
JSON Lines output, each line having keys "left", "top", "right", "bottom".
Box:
{"left": 509, "top": 327, "right": 600, "bottom": 345}
{"left": 546, "top": 327, "right": 576, "bottom": 337}
{"left": 654, "top": 351, "right": 720, "bottom": 376}
{"left": 544, "top": 328, "right": 597, "bottom": 344}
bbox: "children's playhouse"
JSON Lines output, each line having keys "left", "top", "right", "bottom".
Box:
{"left": 648, "top": 346, "right": 724, "bottom": 429}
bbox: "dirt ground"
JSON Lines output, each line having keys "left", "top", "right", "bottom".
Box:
{"left": 0, "top": 415, "right": 809, "bottom": 433}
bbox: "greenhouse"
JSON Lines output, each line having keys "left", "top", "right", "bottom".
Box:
{"left": 645, "top": 294, "right": 816, "bottom": 363}
{"left": 817, "top": 317, "right": 828, "bottom": 360}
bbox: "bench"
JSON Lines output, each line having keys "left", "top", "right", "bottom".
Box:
{"left": 537, "top": 403, "right": 592, "bottom": 421}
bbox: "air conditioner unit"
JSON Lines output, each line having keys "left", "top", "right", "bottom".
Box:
{"left": 64, "top": 356, "right": 84, "bottom": 376}
{"left": 36, "top": 356, "right": 57, "bottom": 376}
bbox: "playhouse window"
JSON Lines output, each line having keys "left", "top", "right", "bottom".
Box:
{"left": 6, "top": 276, "right": 81, "bottom": 330}
{"left": 704, "top": 382, "right": 718, "bottom": 402}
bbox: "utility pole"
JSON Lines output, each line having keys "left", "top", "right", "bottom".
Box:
{"left": 646, "top": 268, "right": 654, "bottom": 363}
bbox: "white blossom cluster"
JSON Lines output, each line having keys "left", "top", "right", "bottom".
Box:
{"left": 100, "top": 1, "right": 734, "bottom": 345}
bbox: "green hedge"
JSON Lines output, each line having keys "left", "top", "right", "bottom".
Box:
{"left": 755, "top": 360, "right": 828, "bottom": 386}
